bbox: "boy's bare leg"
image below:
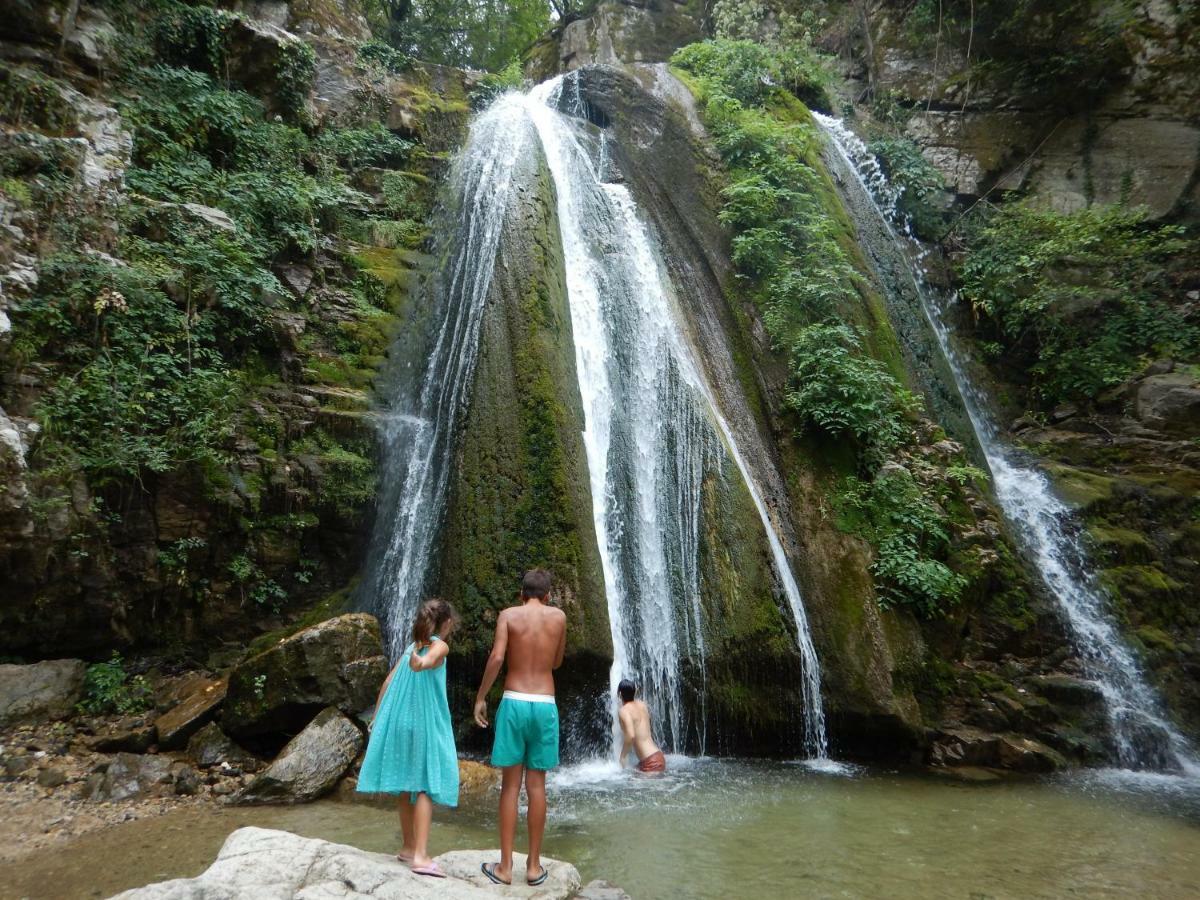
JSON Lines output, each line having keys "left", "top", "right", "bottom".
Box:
{"left": 398, "top": 794, "right": 416, "bottom": 860}
{"left": 412, "top": 792, "right": 435, "bottom": 868}
{"left": 525, "top": 768, "right": 547, "bottom": 881}
{"left": 494, "top": 764, "right": 523, "bottom": 883}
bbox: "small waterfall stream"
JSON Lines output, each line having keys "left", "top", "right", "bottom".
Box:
{"left": 528, "top": 75, "right": 827, "bottom": 757}
{"left": 813, "top": 112, "right": 1197, "bottom": 773}
{"left": 360, "top": 101, "right": 535, "bottom": 656}
{"left": 364, "top": 78, "right": 829, "bottom": 759}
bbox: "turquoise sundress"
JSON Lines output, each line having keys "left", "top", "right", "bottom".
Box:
{"left": 356, "top": 636, "right": 459, "bottom": 807}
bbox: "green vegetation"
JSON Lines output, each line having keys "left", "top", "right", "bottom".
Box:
{"left": 78, "top": 653, "right": 153, "bottom": 715}
{"left": 899, "top": 0, "right": 1134, "bottom": 105}
{"left": 674, "top": 38, "right": 977, "bottom": 617}
{"left": 960, "top": 203, "right": 1199, "bottom": 410}
{"left": 371, "top": 0, "right": 555, "bottom": 72}
{"left": 786, "top": 324, "right": 919, "bottom": 465}
{"left": 867, "top": 136, "right": 946, "bottom": 240}
{"left": 834, "top": 471, "right": 968, "bottom": 618}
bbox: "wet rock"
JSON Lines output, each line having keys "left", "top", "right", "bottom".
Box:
{"left": 1134, "top": 372, "right": 1200, "bottom": 436}
{"left": 0, "top": 659, "right": 86, "bottom": 726}
{"left": 995, "top": 735, "right": 1066, "bottom": 773}
{"left": 1026, "top": 674, "right": 1106, "bottom": 710}
{"left": 928, "top": 726, "right": 1001, "bottom": 767}
{"left": 222, "top": 613, "right": 386, "bottom": 741}
{"left": 235, "top": 707, "right": 362, "bottom": 805}
{"left": 154, "top": 677, "right": 228, "bottom": 749}
{"left": 83, "top": 753, "right": 172, "bottom": 802}
{"left": 111, "top": 826, "right": 581, "bottom": 898}
{"left": 186, "top": 722, "right": 262, "bottom": 771}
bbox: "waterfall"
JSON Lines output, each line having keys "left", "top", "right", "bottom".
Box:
{"left": 363, "top": 75, "right": 829, "bottom": 759}
{"left": 360, "top": 98, "right": 534, "bottom": 656}
{"left": 528, "top": 75, "right": 827, "bottom": 757}
{"left": 813, "top": 112, "right": 1197, "bottom": 773}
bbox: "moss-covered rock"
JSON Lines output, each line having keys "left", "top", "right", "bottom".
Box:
{"left": 222, "top": 612, "right": 386, "bottom": 748}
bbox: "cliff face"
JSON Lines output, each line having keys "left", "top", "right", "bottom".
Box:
{"left": 0, "top": 0, "right": 474, "bottom": 659}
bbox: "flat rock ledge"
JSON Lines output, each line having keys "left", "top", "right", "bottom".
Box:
{"left": 110, "top": 826, "right": 582, "bottom": 899}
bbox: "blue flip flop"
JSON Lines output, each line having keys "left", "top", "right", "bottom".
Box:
{"left": 481, "top": 862, "right": 511, "bottom": 886}
{"left": 528, "top": 866, "right": 549, "bottom": 886}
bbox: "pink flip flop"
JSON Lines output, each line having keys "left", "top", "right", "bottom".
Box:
{"left": 411, "top": 862, "right": 447, "bottom": 878}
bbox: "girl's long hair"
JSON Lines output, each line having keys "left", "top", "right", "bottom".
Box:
{"left": 412, "top": 597, "right": 457, "bottom": 646}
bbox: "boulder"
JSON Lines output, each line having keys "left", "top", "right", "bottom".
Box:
{"left": 1134, "top": 373, "right": 1200, "bottom": 436}
{"left": 927, "top": 726, "right": 1002, "bottom": 768}
{"left": 235, "top": 707, "right": 362, "bottom": 805}
{"left": 222, "top": 613, "right": 387, "bottom": 741}
{"left": 1026, "top": 674, "right": 1106, "bottom": 710}
{"left": 110, "top": 826, "right": 582, "bottom": 899}
{"left": 83, "top": 753, "right": 173, "bottom": 802}
{"left": 186, "top": 722, "right": 263, "bottom": 771}
{"left": 995, "top": 735, "right": 1066, "bottom": 773}
{"left": 223, "top": 17, "right": 312, "bottom": 118}
{"left": 0, "top": 659, "right": 86, "bottom": 726}
{"left": 154, "top": 677, "right": 228, "bottom": 749}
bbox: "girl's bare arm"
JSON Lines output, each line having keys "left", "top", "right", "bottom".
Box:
{"left": 409, "top": 638, "right": 450, "bottom": 672}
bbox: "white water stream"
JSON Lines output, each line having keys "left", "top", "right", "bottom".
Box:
{"left": 365, "top": 78, "right": 830, "bottom": 759}
{"left": 530, "top": 76, "right": 827, "bottom": 757}
{"left": 813, "top": 112, "right": 1197, "bottom": 773}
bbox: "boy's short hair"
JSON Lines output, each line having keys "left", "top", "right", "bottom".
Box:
{"left": 521, "top": 568, "right": 552, "bottom": 599}
{"left": 617, "top": 679, "right": 636, "bottom": 703}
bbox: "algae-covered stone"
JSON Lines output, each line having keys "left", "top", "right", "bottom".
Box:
{"left": 223, "top": 613, "right": 387, "bottom": 741}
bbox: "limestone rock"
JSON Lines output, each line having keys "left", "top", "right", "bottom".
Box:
{"left": 1134, "top": 372, "right": 1200, "bottom": 435}
{"left": 222, "top": 613, "right": 386, "bottom": 740}
{"left": 186, "top": 722, "right": 263, "bottom": 771}
{"left": 154, "top": 677, "right": 228, "bottom": 749}
{"left": 110, "top": 826, "right": 581, "bottom": 899}
{"left": 235, "top": 706, "right": 362, "bottom": 804}
{"left": 0, "top": 659, "right": 86, "bottom": 726}
{"left": 84, "top": 753, "right": 173, "bottom": 802}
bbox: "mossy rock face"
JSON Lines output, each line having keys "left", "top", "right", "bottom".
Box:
{"left": 436, "top": 139, "right": 610, "bottom": 744}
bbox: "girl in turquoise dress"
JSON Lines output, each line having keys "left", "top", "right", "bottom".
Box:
{"left": 358, "top": 598, "right": 460, "bottom": 878}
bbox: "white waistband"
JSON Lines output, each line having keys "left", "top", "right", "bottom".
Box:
{"left": 503, "top": 690, "right": 556, "bottom": 704}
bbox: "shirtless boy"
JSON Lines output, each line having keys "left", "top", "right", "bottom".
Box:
{"left": 474, "top": 569, "right": 567, "bottom": 887}
{"left": 617, "top": 680, "right": 666, "bottom": 774}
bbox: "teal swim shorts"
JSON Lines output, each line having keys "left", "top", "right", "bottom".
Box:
{"left": 491, "top": 691, "right": 560, "bottom": 770}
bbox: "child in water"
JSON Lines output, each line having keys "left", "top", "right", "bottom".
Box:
{"left": 357, "top": 598, "right": 460, "bottom": 878}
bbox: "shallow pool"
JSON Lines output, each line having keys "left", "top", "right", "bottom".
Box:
{"left": 4, "top": 758, "right": 1200, "bottom": 899}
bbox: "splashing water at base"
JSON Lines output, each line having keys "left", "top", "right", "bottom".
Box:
{"left": 813, "top": 111, "right": 1198, "bottom": 775}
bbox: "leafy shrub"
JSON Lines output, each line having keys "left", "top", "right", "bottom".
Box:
{"left": 357, "top": 40, "right": 412, "bottom": 75}
{"left": 79, "top": 653, "right": 153, "bottom": 715}
{"left": 786, "top": 324, "right": 919, "bottom": 462}
{"left": 673, "top": 39, "right": 833, "bottom": 109}
{"left": 835, "top": 470, "right": 967, "bottom": 618}
{"left": 959, "top": 203, "right": 1199, "bottom": 409}
{"left": 868, "top": 136, "right": 946, "bottom": 239}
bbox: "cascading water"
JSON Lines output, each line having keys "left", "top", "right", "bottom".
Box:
{"left": 813, "top": 111, "right": 1197, "bottom": 773}
{"left": 528, "top": 74, "right": 827, "bottom": 757}
{"left": 363, "top": 73, "right": 829, "bottom": 760}
{"left": 360, "top": 100, "right": 534, "bottom": 657}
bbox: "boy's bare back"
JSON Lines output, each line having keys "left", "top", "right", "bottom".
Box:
{"left": 499, "top": 603, "right": 566, "bottom": 695}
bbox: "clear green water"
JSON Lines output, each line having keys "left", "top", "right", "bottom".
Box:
{"left": 4, "top": 759, "right": 1200, "bottom": 899}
